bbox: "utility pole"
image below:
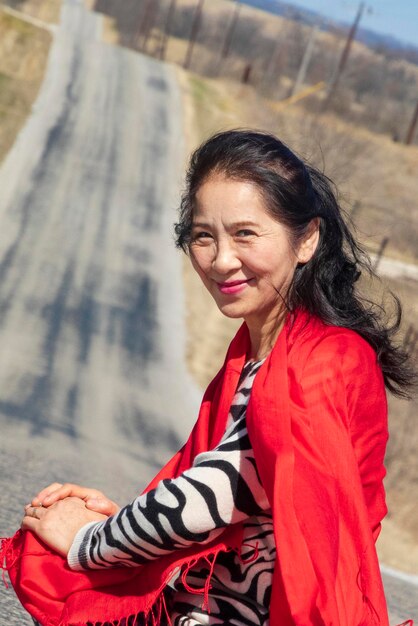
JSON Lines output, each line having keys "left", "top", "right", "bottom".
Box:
{"left": 261, "top": 25, "right": 288, "bottom": 94}
{"left": 142, "top": 0, "right": 161, "bottom": 54}
{"left": 131, "top": 0, "right": 153, "bottom": 50}
{"left": 373, "top": 236, "right": 389, "bottom": 272}
{"left": 290, "top": 23, "right": 319, "bottom": 98}
{"left": 183, "top": 0, "right": 205, "bottom": 70}
{"left": 159, "top": 0, "right": 177, "bottom": 61}
{"left": 215, "top": 0, "right": 241, "bottom": 76}
{"left": 405, "top": 100, "right": 418, "bottom": 145}
{"left": 241, "top": 63, "right": 252, "bottom": 85}
{"left": 323, "top": 1, "right": 365, "bottom": 108}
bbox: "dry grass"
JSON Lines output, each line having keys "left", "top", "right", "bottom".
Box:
{"left": 2, "top": 0, "right": 61, "bottom": 24}
{"left": 176, "top": 66, "right": 418, "bottom": 573}
{"left": 0, "top": 5, "right": 54, "bottom": 163}
{"left": 136, "top": 0, "right": 418, "bottom": 142}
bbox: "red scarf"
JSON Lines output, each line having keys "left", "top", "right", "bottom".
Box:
{"left": 1, "top": 310, "right": 396, "bottom": 625}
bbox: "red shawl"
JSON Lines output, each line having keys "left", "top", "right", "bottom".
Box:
{"left": 1, "top": 310, "right": 397, "bottom": 625}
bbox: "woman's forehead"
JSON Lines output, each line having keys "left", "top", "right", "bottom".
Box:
{"left": 195, "top": 176, "right": 264, "bottom": 206}
{"left": 192, "top": 178, "right": 279, "bottom": 228}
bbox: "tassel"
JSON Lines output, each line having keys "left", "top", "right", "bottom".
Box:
{"left": 0, "top": 536, "right": 14, "bottom": 589}
{"left": 159, "top": 591, "right": 173, "bottom": 626}
{"left": 2, "top": 536, "right": 228, "bottom": 625}
{"left": 355, "top": 555, "right": 381, "bottom": 626}
{"left": 179, "top": 550, "right": 222, "bottom": 613}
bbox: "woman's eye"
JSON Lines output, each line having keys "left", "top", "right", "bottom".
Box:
{"left": 236, "top": 229, "right": 255, "bottom": 237}
{"left": 192, "top": 231, "right": 213, "bottom": 242}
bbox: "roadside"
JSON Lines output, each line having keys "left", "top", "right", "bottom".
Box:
{"left": 1, "top": 0, "right": 60, "bottom": 24}
{"left": 0, "top": 0, "right": 59, "bottom": 164}
{"left": 1, "top": 4, "right": 56, "bottom": 31}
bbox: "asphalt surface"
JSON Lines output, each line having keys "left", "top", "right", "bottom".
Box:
{"left": 0, "top": 1, "right": 416, "bottom": 624}
{"left": 0, "top": 1, "right": 200, "bottom": 622}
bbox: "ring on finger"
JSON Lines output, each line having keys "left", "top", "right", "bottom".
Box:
{"left": 32, "top": 505, "right": 43, "bottom": 519}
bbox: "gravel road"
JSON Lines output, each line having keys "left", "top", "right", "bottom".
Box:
{"left": 0, "top": 1, "right": 416, "bottom": 624}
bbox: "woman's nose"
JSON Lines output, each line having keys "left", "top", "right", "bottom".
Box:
{"left": 212, "top": 240, "right": 241, "bottom": 274}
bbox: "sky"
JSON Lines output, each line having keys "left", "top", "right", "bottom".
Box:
{"left": 286, "top": 0, "right": 418, "bottom": 47}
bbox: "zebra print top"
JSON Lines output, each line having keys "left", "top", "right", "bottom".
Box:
{"left": 68, "top": 359, "right": 275, "bottom": 624}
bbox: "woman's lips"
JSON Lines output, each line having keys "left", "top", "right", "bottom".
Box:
{"left": 216, "top": 279, "right": 250, "bottom": 294}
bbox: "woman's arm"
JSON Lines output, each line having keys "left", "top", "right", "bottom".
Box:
{"left": 68, "top": 412, "right": 269, "bottom": 570}
{"left": 23, "top": 411, "right": 269, "bottom": 570}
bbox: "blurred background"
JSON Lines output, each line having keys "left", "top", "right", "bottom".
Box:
{"left": 0, "top": 0, "right": 417, "bottom": 622}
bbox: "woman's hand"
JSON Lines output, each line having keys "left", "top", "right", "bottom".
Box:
{"left": 22, "top": 497, "right": 108, "bottom": 557}
{"left": 29, "top": 482, "right": 120, "bottom": 516}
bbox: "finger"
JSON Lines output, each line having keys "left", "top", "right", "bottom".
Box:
{"left": 25, "top": 505, "right": 47, "bottom": 519}
{"left": 40, "top": 484, "right": 76, "bottom": 505}
{"left": 42, "top": 484, "right": 102, "bottom": 506}
{"left": 21, "top": 505, "right": 46, "bottom": 529}
{"left": 24, "top": 503, "right": 42, "bottom": 513}
{"left": 85, "top": 497, "right": 120, "bottom": 516}
{"left": 21, "top": 515, "right": 39, "bottom": 532}
{"left": 31, "top": 482, "right": 63, "bottom": 506}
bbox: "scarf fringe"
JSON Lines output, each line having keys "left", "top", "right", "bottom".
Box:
{"left": 179, "top": 553, "right": 216, "bottom": 612}
{"left": 83, "top": 592, "right": 172, "bottom": 626}
{"left": 1, "top": 533, "right": 175, "bottom": 626}
{"left": 2, "top": 535, "right": 240, "bottom": 626}
{"left": 0, "top": 536, "right": 15, "bottom": 589}
{"left": 0, "top": 536, "right": 263, "bottom": 624}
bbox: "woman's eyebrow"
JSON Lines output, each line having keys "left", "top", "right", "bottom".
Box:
{"left": 229, "top": 221, "right": 259, "bottom": 229}
{"left": 191, "top": 220, "right": 259, "bottom": 229}
{"left": 191, "top": 221, "right": 211, "bottom": 229}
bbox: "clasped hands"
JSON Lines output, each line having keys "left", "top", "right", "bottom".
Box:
{"left": 21, "top": 483, "right": 120, "bottom": 557}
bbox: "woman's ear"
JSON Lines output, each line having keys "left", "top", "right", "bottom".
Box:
{"left": 297, "top": 218, "right": 320, "bottom": 264}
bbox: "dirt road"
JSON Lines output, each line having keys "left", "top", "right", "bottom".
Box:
{"left": 0, "top": 0, "right": 416, "bottom": 623}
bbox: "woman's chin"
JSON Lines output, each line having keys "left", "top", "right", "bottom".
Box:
{"left": 216, "top": 302, "right": 249, "bottom": 320}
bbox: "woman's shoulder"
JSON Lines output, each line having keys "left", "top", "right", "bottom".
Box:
{"left": 287, "top": 312, "right": 386, "bottom": 424}
{"left": 287, "top": 310, "right": 380, "bottom": 375}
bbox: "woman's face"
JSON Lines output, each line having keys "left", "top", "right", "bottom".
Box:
{"left": 189, "top": 174, "right": 316, "bottom": 331}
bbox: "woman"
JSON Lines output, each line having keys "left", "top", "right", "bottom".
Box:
{"left": 4, "top": 130, "right": 415, "bottom": 625}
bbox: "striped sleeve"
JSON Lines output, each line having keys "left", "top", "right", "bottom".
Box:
{"left": 68, "top": 411, "right": 269, "bottom": 571}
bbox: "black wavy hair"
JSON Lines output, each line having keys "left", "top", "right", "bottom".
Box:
{"left": 175, "top": 129, "right": 416, "bottom": 398}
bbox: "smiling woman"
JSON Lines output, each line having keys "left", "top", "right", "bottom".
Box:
{"left": 3, "top": 129, "right": 416, "bottom": 626}
{"left": 188, "top": 175, "right": 318, "bottom": 357}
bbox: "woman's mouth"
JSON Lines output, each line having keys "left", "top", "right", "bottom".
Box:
{"left": 216, "top": 280, "right": 250, "bottom": 295}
